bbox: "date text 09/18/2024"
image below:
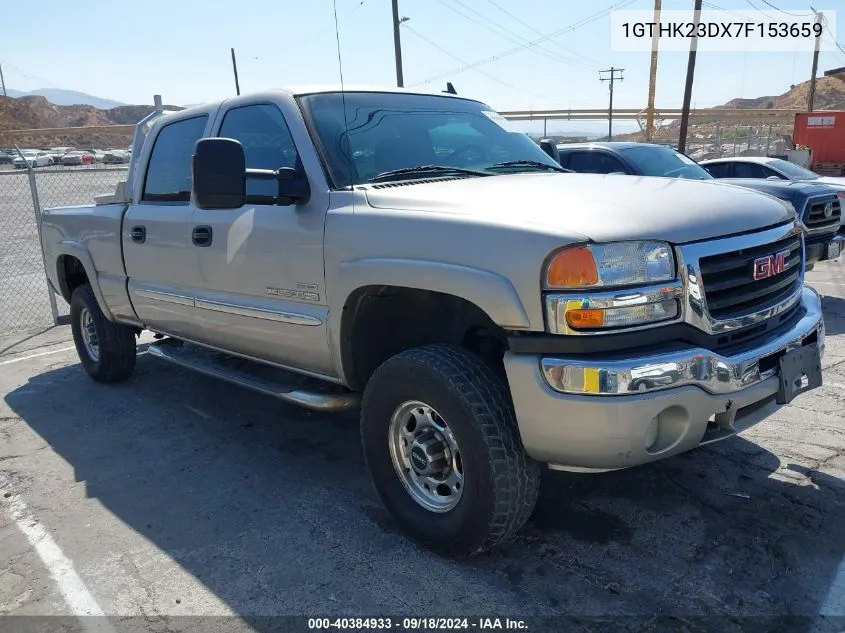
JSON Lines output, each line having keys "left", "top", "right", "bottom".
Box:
{"left": 307, "top": 618, "right": 529, "bottom": 630}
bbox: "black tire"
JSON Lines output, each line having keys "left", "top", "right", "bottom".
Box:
{"left": 361, "top": 344, "right": 541, "bottom": 558}
{"left": 70, "top": 283, "right": 137, "bottom": 382}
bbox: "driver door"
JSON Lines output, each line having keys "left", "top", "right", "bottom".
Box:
{"left": 188, "top": 102, "right": 333, "bottom": 376}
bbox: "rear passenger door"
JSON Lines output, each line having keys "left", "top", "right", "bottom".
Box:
{"left": 731, "top": 162, "right": 771, "bottom": 179}
{"left": 123, "top": 114, "right": 209, "bottom": 336}
{"left": 566, "top": 150, "right": 630, "bottom": 174}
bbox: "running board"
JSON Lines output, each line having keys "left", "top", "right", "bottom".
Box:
{"left": 147, "top": 339, "right": 360, "bottom": 412}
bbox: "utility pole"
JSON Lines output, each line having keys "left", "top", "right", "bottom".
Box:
{"left": 599, "top": 67, "right": 624, "bottom": 141}
{"left": 677, "top": 0, "right": 702, "bottom": 154}
{"left": 231, "top": 48, "right": 241, "bottom": 96}
{"left": 645, "top": 0, "right": 662, "bottom": 141}
{"left": 392, "top": 0, "right": 405, "bottom": 87}
{"left": 0, "top": 62, "right": 6, "bottom": 98}
{"left": 807, "top": 10, "right": 823, "bottom": 112}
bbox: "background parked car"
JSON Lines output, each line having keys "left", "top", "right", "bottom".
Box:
{"left": 0, "top": 151, "right": 13, "bottom": 165}
{"left": 13, "top": 150, "right": 53, "bottom": 169}
{"left": 716, "top": 178, "right": 843, "bottom": 266}
{"left": 700, "top": 156, "right": 845, "bottom": 187}
{"left": 554, "top": 142, "right": 711, "bottom": 179}
{"left": 549, "top": 141, "right": 842, "bottom": 267}
{"left": 60, "top": 151, "right": 95, "bottom": 166}
{"left": 102, "top": 150, "right": 130, "bottom": 164}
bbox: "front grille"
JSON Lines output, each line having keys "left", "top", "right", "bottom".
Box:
{"left": 804, "top": 197, "right": 841, "bottom": 232}
{"left": 699, "top": 233, "right": 802, "bottom": 320}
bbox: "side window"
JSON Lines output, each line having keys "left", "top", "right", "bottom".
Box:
{"left": 142, "top": 115, "right": 208, "bottom": 202}
{"left": 566, "top": 151, "right": 628, "bottom": 174}
{"left": 761, "top": 165, "right": 788, "bottom": 179}
{"left": 703, "top": 162, "right": 730, "bottom": 178}
{"left": 732, "top": 162, "right": 770, "bottom": 179}
{"left": 218, "top": 103, "right": 298, "bottom": 197}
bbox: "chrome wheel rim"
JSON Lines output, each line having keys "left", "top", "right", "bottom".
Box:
{"left": 79, "top": 308, "right": 100, "bottom": 362}
{"left": 388, "top": 400, "right": 464, "bottom": 513}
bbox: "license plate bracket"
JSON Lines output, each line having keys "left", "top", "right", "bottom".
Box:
{"left": 776, "top": 344, "right": 822, "bottom": 405}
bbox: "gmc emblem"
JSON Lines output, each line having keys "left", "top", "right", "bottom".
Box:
{"left": 753, "top": 249, "right": 791, "bottom": 281}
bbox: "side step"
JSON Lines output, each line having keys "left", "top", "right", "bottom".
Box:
{"left": 147, "top": 339, "right": 360, "bottom": 412}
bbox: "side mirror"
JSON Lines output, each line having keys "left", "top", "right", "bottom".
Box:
{"left": 539, "top": 139, "right": 560, "bottom": 164}
{"left": 193, "top": 138, "right": 311, "bottom": 208}
{"left": 275, "top": 167, "right": 311, "bottom": 206}
{"left": 193, "top": 138, "right": 246, "bottom": 209}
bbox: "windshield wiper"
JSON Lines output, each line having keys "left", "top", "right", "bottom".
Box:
{"left": 367, "top": 165, "right": 493, "bottom": 183}
{"left": 486, "top": 160, "right": 569, "bottom": 173}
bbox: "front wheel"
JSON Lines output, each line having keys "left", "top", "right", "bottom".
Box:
{"left": 361, "top": 344, "right": 541, "bottom": 558}
{"left": 70, "top": 284, "right": 137, "bottom": 382}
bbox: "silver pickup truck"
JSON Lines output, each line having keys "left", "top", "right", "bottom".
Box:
{"left": 40, "top": 86, "right": 824, "bottom": 557}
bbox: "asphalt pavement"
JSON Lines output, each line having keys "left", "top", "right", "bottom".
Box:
{"left": 0, "top": 262, "right": 844, "bottom": 633}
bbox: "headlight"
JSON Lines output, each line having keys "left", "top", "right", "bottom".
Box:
{"left": 544, "top": 241, "right": 675, "bottom": 289}
{"left": 544, "top": 241, "right": 681, "bottom": 334}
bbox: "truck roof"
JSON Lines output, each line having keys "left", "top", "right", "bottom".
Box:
{"left": 556, "top": 141, "right": 675, "bottom": 151}
{"left": 172, "top": 85, "right": 472, "bottom": 116}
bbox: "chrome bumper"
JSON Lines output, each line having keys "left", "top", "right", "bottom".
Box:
{"left": 541, "top": 286, "right": 824, "bottom": 397}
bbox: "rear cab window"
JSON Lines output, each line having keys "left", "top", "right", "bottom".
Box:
{"left": 142, "top": 115, "right": 209, "bottom": 203}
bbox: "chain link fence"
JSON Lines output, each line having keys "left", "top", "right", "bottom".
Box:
{"left": 0, "top": 164, "right": 128, "bottom": 335}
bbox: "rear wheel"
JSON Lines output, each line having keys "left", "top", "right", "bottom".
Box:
{"left": 70, "top": 284, "right": 137, "bottom": 382}
{"left": 361, "top": 344, "right": 540, "bottom": 558}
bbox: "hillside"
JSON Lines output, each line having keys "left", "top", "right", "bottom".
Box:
{"left": 718, "top": 74, "right": 845, "bottom": 111}
{"left": 5, "top": 88, "right": 125, "bottom": 109}
{"left": 615, "top": 73, "right": 845, "bottom": 143}
{"left": 0, "top": 96, "right": 182, "bottom": 148}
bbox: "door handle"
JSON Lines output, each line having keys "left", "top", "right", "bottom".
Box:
{"left": 130, "top": 226, "right": 146, "bottom": 244}
{"left": 192, "top": 225, "right": 213, "bottom": 247}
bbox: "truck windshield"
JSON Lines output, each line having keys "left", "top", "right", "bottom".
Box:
{"left": 620, "top": 145, "right": 713, "bottom": 180}
{"left": 298, "top": 91, "right": 561, "bottom": 187}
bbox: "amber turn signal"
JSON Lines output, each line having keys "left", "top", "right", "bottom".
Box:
{"left": 546, "top": 246, "right": 599, "bottom": 288}
{"left": 565, "top": 308, "right": 605, "bottom": 328}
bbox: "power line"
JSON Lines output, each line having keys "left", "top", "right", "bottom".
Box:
{"left": 401, "top": 23, "right": 558, "bottom": 102}
{"left": 824, "top": 21, "right": 845, "bottom": 58}
{"left": 411, "top": 0, "right": 638, "bottom": 86}
{"left": 481, "top": 0, "right": 608, "bottom": 68}
{"left": 433, "top": 0, "right": 602, "bottom": 70}
{"left": 757, "top": 0, "right": 813, "bottom": 17}
{"left": 743, "top": 0, "right": 813, "bottom": 19}
{"left": 253, "top": 0, "right": 367, "bottom": 60}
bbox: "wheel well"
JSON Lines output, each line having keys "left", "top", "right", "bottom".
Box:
{"left": 340, "top": 286, "right": 508, "bottom": 391}
{"left": 57, "top": 255, "right": 89, "bottom": 302}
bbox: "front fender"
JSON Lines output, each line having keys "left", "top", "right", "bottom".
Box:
{"left": 335, "top": 258, "right": 531, "bottom": 329}
{"left": 54, "top": 240, "right": 116, "bottom": 321}
{"left": 328, "top": 258, "right": 532, "bottom": 381}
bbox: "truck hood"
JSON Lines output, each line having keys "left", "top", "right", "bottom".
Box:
{"left": 815, "top": 176, "right": 845, "bottom": 188}
{"left": 363, "top": 173, "right": 795, "bottom": 244}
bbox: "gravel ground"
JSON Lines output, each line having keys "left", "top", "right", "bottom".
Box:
{"left": 0, "top": 166, "right": 128, "bottom": 334}
{"left": 0, "top": 263, "right": 843, "bottom": 633}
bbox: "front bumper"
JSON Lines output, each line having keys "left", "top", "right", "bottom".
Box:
{"left": 504, "top": 287, "right": 824, "bottom": 471}
{"left": 806, "top": 233, "right": 842, "bottom": 264}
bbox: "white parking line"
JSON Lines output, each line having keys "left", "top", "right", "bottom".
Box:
{"left": 5, "top": 494, "right": 116, "bottom": 632}
{"left": 0, "top": 346, "right": 76, "bottom": 366}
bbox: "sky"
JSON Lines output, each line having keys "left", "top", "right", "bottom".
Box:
{"left": 2, "top": 0, "right": 844, "bottom": 135}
